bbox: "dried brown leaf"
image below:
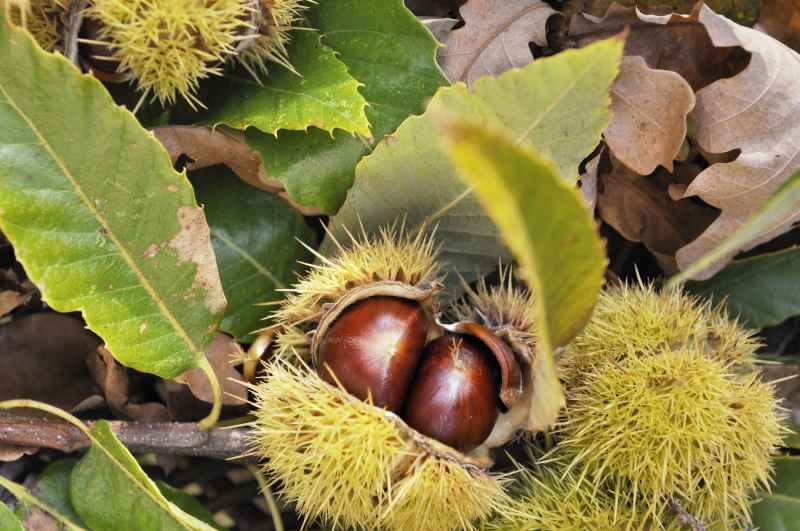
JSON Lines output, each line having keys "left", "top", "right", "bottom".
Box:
{"left": 0, "top": 290, "right": 29, "bottom": 317}
{"left": 0, "top": 444, "right": 37, "bottom": 462}
{"left": 597, "top": 158, "right": 719, "bottom": 273}
{"left": 676, "top": 5, "right": 800, "bottom": 278}
{"left": 173, "top": 333, "right": 246, "bottom": 406}
{"left": 757, "top": 0, "right": 800, "bottom": 51}
{"left": 605, "top": 56, "right": 695, "bottom": 174}
{"left": 86, "top": 346, "right": 170, "bottom": 421}
{"left": 567, "top": 3, "right": 749, "bottom": 91}
{"left": 0, "top": 314, "right": 100, "bottom": 410}
{"left": 439, "top": 0, "right": 560, "bottom": 84}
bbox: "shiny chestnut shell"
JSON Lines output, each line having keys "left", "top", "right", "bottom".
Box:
{"left": 403, "top": 335, "right": 500, "bottom": 453}
{"left": 318, "top": 296, "right": 427, "bottom": 413}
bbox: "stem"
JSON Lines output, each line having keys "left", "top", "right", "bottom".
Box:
{"left": 247, "top": 464, "right": 284, "bottom": 531}
{"left": 0, "top": 415, "right": 254, "bottom": 460}
{"left": 0, "top": 476, "right": 86, "bottom": 531}
{"left": 196, "top": 355, "right": 223, "bottom": 431}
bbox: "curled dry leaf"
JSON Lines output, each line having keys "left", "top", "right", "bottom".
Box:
{"left": 0, "top": 290, "right": 29, "bottom": 318}
{"left": 440, "top": 0, "right": 561, "bottom": 84}
{"left": 0, "top": 445, "right": 37, "bottom": 462}
{"left": 676, "top": 5, "right": 800, "bottom": 278}
{"left": 757, "top": 0, "right": 800, "bottom": 51}
{"left": 173, "top": 333, "right": 247, "bottom": 406}
{"left": 597, "top": 157, "right": 719, "bottom": 273}
{"left": 86, "top": 346, "right": 170, "bottom": 422}
{"left": 605, "top": 55, "right": 695, "bottom": 175}
{"left": 0, "top": 314, "right": 100, "bottom": 411}
{"left": 567, "top": 3, "right": 749, "bottom": 91}
{"left": 151, "top": 126, "right": 323, "bottom": 216}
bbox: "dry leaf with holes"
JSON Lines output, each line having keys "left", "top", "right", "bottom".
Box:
{"left": 439, "top": 0, "right": 560, "bottom": 84}
{"left": 605, "top": 56, "right": 695, "bottom": 175}
{"left": 675, "top": 5, "right": 800, "bottom": 278}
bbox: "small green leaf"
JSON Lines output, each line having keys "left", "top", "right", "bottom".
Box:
{"left": 668, "top": 171, "right": 800, "bottom": 287}
{"left": 71, "top": 421, "right": 215, "bottom": 531}
{"left": 324, "top": 38, "right": 623, "bottom": 293}
{"left": 752, "top": 456, "right": 800, "bottom": 531}
{"left": 442, "top": 121, "right": 605, "bottom": 431}
{"left": 33, "top": 460, "right": 85, "bottom": 528}
{"left": 192, "top": 167, "right": 315, "bottom": 342}
{"left": 0, "top": 475, "right": 82, "bottom": 531}
{"left": 0, "top": 14, "right": 226, "bottom": 385}
{"left": 156, "top": 482, "right": 223, "bottom": 531}
{"left": 204, "top": 31, "right": 369, "bottom": 136}
{"left": 0, "top": 500, "right": 24, "bottom": 531}
{"left": 686, "top": 248, "right": 800, "bottom": 329}
{"left": 247, "top": 0, "right": 449, "bottom": 214}
{"left": 784, "top": 425, "right": 800, "bottom": 449}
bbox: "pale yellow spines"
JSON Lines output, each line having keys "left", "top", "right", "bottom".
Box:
{"left": 559, "top": 282, "right": 760, "bottom": 384}
{"left": 382, "top": 456, "right": 510, "bottom": 531}
{"left": 486, "top": 462, "right": 644, "bottom": 531}
{"left": 85, "top": 0, "right": 251, "bottom": 108}
{"left": 557, "top": 347, "right": 783, "bottom": 528}
{"left": 5, "top": 0, "right": 64, "bottom": 51}
{"left": 236, "top": 0, "right": 309, "bottom": 78}
{"left": 250, "top": 359, "right": 407, "bottom": 529}
{"left": 249, "top": 356, "right": 507, "bottom": 530}
{"left": 272, "top": 225, "right": 440, "bottom": 329}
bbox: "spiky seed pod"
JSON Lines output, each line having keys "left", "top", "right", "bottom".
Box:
{"left": 555, "top": 285, "right": 784, "bottom": 528}
{"left": 235, "top": 0, "right": 308, "bottom": 78}
{"left": 5, "top": 0, "right": 65, "bottom": 52}
{"left": 486, "top": 461, "right": 647, "bottom": 531}
{"left": 448, "top": 268, "right": 539, "bottom": 447}
{"left": 270, "top": 225, "right": 441, "bottom": 364}
{"left": 84, "top": 0, "right": 251, "bottom": 108}
{"left": 252, "top": 228, "right": 535, "bottom": 529}
{"left": 250, "top": 358, "right": 510, "bottom": 531}
{"left": 559, "top": 282, "right": 760, "bottom": 385}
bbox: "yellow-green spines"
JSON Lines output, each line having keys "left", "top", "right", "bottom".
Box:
{"left": 237, "top": 0, "right": 308, "bottom": 77}
{"left": 5, "top": 0, "right": 64, "bottom": 51}
{"left": 560, "top": 282, "right": 760, "bottom": 384}
{"left": 555, "top": 284, "right": 784, "bottom": 529}
{"left": 269, "top": 226, "right": 439, "bottom": 360}
{"left": 86, "top": 0, "right": 249, "bottom": 108}
{"left": 487, "top": 463, "right": 643, "bottom": 531}
{"left": 250, "top": 358, "right": 507, "bottom": 530}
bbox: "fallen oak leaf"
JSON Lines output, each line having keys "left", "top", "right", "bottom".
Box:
{"left": 676, "top": 4, "right": 800, "bottom": 278}
{"left": 440, "top": 0, "right": 562, "bottom": 84}
{"left": 605, "top": 55, "right": 695, "bottom": 174}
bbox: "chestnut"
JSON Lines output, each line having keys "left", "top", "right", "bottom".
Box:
{"left": 318, "top": 296, "right": 427, "bottom": 413}
{"left": 403, "top": 335, "right": 500, "bottom": 453}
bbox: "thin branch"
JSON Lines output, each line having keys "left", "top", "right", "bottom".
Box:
{"left": 669, "top": 498, "right": 706, "bottom": 531}
{"left": 0, "top": 415, "right": 254, "bottom": 461}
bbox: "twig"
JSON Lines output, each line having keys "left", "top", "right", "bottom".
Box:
{"left": 669, "top": 498, "right": 706, "bottom": 531}
{"left": 0, "top": 415, "right": 254, "bottom": 460}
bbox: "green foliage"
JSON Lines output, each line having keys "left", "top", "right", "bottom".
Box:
{"left": 324, "top": 37, "right": 623, "bottom": 295}
{"left": 246, "top": 0, "right": 449, "bottom": 213}
{"left": 668, "top": 171, "right": 800, "bottom": 287}
{"left": 34, "top": 460, "right": 85, "bottom": 528}
{"left": 0, "top": 14, "right": 226, "bottom": 380}
{"left": 204, "top": 30, "right": 370, "bottom": 136}
{"left": 751, "top": 456, "right": 800, "bottom": 531}
{"left": 0, "top": 499, "right": 24, "bottom": 531}
{"left": 192, "top": 167, "right": 315, "bottom": 342}
{"left": 443, "top": 122, "right": 606, "bottom": 431}
{"left": 71, "top": 421, "right": 215, "bottom": 531}
{"left": 687, "top": 247, "right": 800, "bottom": 329}
{"left": 156, "top": 482, "right": 223, "bottom": 530}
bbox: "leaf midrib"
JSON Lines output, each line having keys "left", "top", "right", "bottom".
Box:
{"left": 0, "top": 79, "right": 204, "bottom": 363}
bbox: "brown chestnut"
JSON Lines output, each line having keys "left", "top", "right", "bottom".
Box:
{"left": 318, "top": 296, "right": 427, "bottom": 413}
{"left": 403, "top": 335, "right": 500, "bottom": 453}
